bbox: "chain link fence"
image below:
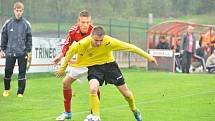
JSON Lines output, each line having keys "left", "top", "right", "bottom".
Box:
{"left": 0, "top": 0, "right": 150, "bottom": 68}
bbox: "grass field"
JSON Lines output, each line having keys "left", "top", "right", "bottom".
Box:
{"left": 0, "top": 68, "right": 215, "bottom": 121}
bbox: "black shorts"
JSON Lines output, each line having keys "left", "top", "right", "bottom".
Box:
{"left": 87, "top": 62, "right": 125, "bottom": 86}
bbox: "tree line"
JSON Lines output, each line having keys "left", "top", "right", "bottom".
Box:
{"left": 1, "top": 0, "right": 215, "bottom": 22}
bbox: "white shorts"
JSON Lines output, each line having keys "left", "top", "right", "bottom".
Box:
{"left": 67, "top": 66, "right": 88, "bottom": 83}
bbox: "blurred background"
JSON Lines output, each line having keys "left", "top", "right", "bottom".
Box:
{"left": 0, "top": 0, "right": 215, "bottom": 68}
{"left": 1, "top": 0, "right": 215, "bottom": 38}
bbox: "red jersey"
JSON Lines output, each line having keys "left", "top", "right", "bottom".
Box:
{"left": 61, "top": 24, "right": 93, "bottom": 55}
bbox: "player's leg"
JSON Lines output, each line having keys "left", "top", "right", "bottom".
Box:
{"left": 87, "top": 65, "right": 104, "bottom": 118}
{"left": 17, "top": 54, "right": 27, "bottom": 97}
{"left": 106, "top": 62, "right": 140, "bottom": 115}
{"left": 187, "top": 53, "right": 192, "bottom": 73}
{"left": 63, "top": 67, "right": 89, "bottom": 113}
{"left": 89, "top": 79, "right": 100, "bottom": 117}
{"left": 63, "top": 75, "right": 74, "bottom": 111}
{"left": 3, "top": 56, "right": 16, "bottom": 97}
{"left": 56, "top": 67, "right": 87, "bottom": 120}
{"left": 104, "top": 62, "right": 142, "bottom": 120}
{"left": 182, "top": 51, "right": 187, "bottom": 73}
{"left": 117, "top": 84, "right": 137, "bottom": 111}
{"left": 117, "top": 84, "right": 142, "bottom": 121}
{"left": 56, "top": 75, "right": 73, "bottom": 120}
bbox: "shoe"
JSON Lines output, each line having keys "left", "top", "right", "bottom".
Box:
{"left": 3, "top": 90, "right": 10, "bottom": 97}
{"left": 133, "top": 109, "right": 142, "bottom": 121}
{"left": 56, "top": 112, "right": 72, "bottom": 121}
{"left": 17, "top": 94, "right": 23, "bottom": 97}
{"left": 176, "top": 67, "right": 182, "bottom": 73}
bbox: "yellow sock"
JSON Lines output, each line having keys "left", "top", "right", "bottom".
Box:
{"left": 90, "top": 94, "right": 100, "bottom": 116}
{"left": 125, "top": 93, "right": 137, "bottom": 111}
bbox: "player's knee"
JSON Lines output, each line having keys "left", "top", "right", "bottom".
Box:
{"left": 62, "top": 77, "right": 72, "bottom": 89}
{"left": 89, "top": 79, "right": 99, "bottom": 94}
{"left": 89, "top": 85, "right": 98, "bottom": 94}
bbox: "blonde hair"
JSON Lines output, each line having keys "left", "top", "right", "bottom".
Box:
{"left": 13, "top": 1, "right": 24, "bottom": 10}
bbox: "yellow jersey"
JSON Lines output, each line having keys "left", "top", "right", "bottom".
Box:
{"left": 61, "top": 35, "right": 154, "bottom": 70}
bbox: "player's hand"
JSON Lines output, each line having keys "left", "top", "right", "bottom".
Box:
{"left": 27, "top": 52, "right": 32, "bottom": 70}
{"left": 55, "top": 68, "right": 65, "bottom": 78}
{"left": 150, "top": 56, "right": 158, "bottom": 65}
{"left": 53, "top": 53, "right": 64, "bottom": 65}
{"left": 53, "top": 56, "right": 61, "bottom": 65}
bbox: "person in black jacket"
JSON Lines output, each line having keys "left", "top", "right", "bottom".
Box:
{"left": 0, "top": 1, "right": 32, "bottom": 97}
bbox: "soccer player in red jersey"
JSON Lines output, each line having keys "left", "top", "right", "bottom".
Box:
{"left": 54, "top": 10, "right": 99, "bottom": 120}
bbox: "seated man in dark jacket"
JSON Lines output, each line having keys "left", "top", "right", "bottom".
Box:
{"left": 172, "top": 37, "right": 182, "bottom": 72}
{"left": 156, "top": 35, "right": 170, "bottom": 49}
{"left": 193, "top": 45, "right": 208, "bottom": 71}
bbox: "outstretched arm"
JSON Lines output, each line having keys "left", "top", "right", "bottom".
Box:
{"left": 110, "top": 38, "right": 157, "bottom": 64}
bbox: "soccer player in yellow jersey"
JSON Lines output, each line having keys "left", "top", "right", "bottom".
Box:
{"left": 56, "top": 26, "right": 157, "bottom": 121}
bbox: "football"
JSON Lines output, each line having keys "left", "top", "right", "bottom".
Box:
{"left": 84, "top": 114, "right": 93, "bottom": 121}
{"left": 84, "top": 114, "right": 101, "bottom": 121}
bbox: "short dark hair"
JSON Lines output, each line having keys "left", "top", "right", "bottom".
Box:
{"left": 79, "top": 10, "right": 90, "bottom": 17}
{"left": 177, "top": 37, "right": 181, "bottom": 40}
{"left": 92, "top": 26, "right": 105, "bottom": 37}
{"left": 160, "top": 35, "right": 166, "bottom": 39}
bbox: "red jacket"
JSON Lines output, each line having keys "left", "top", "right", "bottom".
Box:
{"left": 61, "top": 24, "right": 93, "bottom": 55}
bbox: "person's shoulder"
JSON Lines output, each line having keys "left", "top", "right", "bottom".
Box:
{"left": 78, "top": 35, "right": 91, "bottom": 45}
{"left": 22, "top": 18, "right": 31, "bottom": 28}
{"left": 69, "top": 25, "right": 78, "bottom": 33}
{"left": 104, "top": 35, "right": 125, "bottom": 46}
{"left": 1, "top": 17, "right": 13, "bottom": 30}
{"left": 103, "top": 35, "right": 116, "bottom": 43}
{"left": 3, "top": 17, "right": 13, "bottom": 25}
{"left": 104, "top": 35, "right": 117, "bottom": 41}
{"left": 104, "top": 35, "right": 111, "bottom": 39}
{"left": 88, "top": 24, "right": 94, "bottom": 31}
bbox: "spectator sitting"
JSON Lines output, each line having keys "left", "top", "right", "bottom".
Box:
{"left": 209, "top": 30, "right": 215, "bottom": 54}
{"left": 172, "top": 37, "right": 182, "bottom": 53}
{"left": 200, "top": 29, "right": 215, "bottom": 55}
{"left": 156, "top": 35, "right": 170, "bottom": 49}
{"left": 193, "top": 45, "right": 208, "bottom": 71}
{"left": 172, "top": 37, "right": 182, "bottom": 72}
{"left": 206, "top": 50, "right": 215, "bottom": 73}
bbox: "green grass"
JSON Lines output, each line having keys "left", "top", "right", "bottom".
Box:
{"left": 0, "top": 69, "right": 215, "bottom": 121}
{"left": 32, "top": 22, "right": 72, "bottom": 32}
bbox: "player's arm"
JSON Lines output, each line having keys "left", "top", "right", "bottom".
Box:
{"left": 53, "top": 31, "right": 75, "bottom": 64}
{"left": 25, "top": 21, "right": 33, "bottom": 70}
{"left": 0, "top": 22, "right": 8, "bottom": 58}
{"left": 25, "top": 20, "right": 32, "bottom": 53}
{"left": 0, "top": 22, "right": 8, "bottom": 53}
{"left": 110, "top": 38, "right": 157, "bottom": 64}
{"left": 55, "top": 42, "right": 79, "bottom": 77}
